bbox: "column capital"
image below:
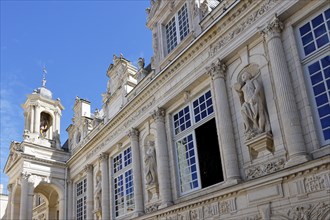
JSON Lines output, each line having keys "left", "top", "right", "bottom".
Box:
{"left": 98, "top": 152, "right": 109, "bottom": 162}
{"left": 21, "top": 172, "right": 31, "bottom": 180}
{"left": 7, "top": 183, "right": 13, "bottom": 192}
{"left": 84, "top": 164, "right": 93, "bottom": 173}
{"left": 261, "top": 14, "right": 283, "bottom": 39}
{"left": 206, "top": 58, "right": 226, "bottom": 80}
{"left": 152, "top": 108, "right": 165, "bottom": 122}
{"left": 128, "top": 128, "right": 139, "bottom": 139}
{"left": 67, "top": 180, "right": 73, "bottom": 185}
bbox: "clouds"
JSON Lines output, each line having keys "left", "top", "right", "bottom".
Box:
{"left": 0, "top": 77, "right": 25, "bottom": 193}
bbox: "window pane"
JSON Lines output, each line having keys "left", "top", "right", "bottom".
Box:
{"left": 316, "top": 35, "right": 329, "bottom": 48}
{"left": 300, "top": 10, "right": 330, "bottom": 57}
{"left": 302, "top": 32, "right": 313, "bottom": 45}
{"left": 307, "top": 55, "right": 330, "bottom": 142}
{"left": 193, "top": 90, "right": 214, "bottom": 123}
{"left": 300, "top": 23, "right": 311, "bottom": 36}
{"left": 166, "top": 17, "right": 178, "bottom": 54}
{"left": 176, "top": 134, "right": 199, "bottom": 193}
{"left": 312, "top": 14, "right": 324, "bottom": 28}
{"left": 304, "top": 42, "right": 316, "bottom": 56}
{"left": 178, "top": 4, "right": 190, "bottom": 41}
{"left": 173, "top": 106, "right": 191, "bottom": 135}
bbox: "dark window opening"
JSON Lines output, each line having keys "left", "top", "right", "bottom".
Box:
{"left": 195, "top": 118, "right": 224, "bottom": 188}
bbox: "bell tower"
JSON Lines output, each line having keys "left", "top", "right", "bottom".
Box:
{"left": 22, "top": 69, "right": 64, "bottom": 148}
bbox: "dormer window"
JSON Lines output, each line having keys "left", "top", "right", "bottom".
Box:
{"left": 165, "top": 3, "right": 190, "bottom": 54}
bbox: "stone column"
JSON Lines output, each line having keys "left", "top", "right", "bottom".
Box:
{"left": 207, "top": 59, "right": 241, "bottom": 181}
{"left": 99, "top": 153, "right": 110, "bottom": 220}
{"left": 19, "top": 173, "right": 32, "bottom": 220}
{"left": 34, "top": 105, "right": 40, "bottom": 134}
{"left": 67, "top": 180, "right": 73, "bottom": 220}
{"left": 58, "top": 196, "right": 65, "bottom": 220}
{"left": 128, "top": 128, "right": 144, "bottom": 216}
{"left": 152, "top": 108, "right": 172, "bottom": 208}
{"left": 6, "top": 184, "right": 12, "bottom": 219}
{"left": 30, "top": 105, "right": 35, "bottom": 132}
{"left": 85, "top": 164, "right": 94, "bottom": 220}
{"left": 261, "top": 15, "right": 308, "bottom": 166}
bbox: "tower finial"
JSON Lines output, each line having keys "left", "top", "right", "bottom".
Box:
{"left": 42, "top": 66, "right": 47, "bottom": 87}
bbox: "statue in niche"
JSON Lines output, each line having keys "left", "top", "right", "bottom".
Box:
{"left": 94, "top": 174, "right": 102, "bottom": 210}
{"left": 144, "top": 141, "right": 157, "bottom": 186}
{"left": 40, "top": 113, "right": 50, "bottom": 138}
{"left": 234, "top": 65, "right": 270, "bottom": 140}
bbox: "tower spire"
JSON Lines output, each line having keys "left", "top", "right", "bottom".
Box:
{"left": 42, "top": 66, "right": 47, "bottom": 87}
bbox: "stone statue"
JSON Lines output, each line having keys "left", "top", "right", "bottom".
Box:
{"left": 144, "top": 142, "right": 157, "bottom": 186}
{"left": 94, "top": 175, "right": 102, "bottom": 210}
{"left": 40, "top": 113, "right": 49, "bottom": 138}
{"left": 234, "top": 68, "right": 270, "bottom": 139}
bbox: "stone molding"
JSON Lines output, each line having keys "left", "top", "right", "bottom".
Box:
{"left": 206, "top": 58, "right": 226, "bottom": 80}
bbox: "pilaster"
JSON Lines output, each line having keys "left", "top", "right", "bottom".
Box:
{"left": 99, "top": 153, "right": 110, "bottom": 220}
{"left": 128, "top": 128, "right": 144, "bottom": 216}
{"left": 19, "top": 173, "right": 33, "bottom": 220}
{"left": 152, "top": 108, "right": 173, "bottom": 208}
{"left": 85, "top": 164, "right": 94, "bottom": 220}
{"left": 207, "top": 59, "right": 241, "bottom": 182}
{"left": 261, "top": 15, "right": 309, "bottom": 166}
{"left": 67, "top": 180, "right": 73, "bottom": 220}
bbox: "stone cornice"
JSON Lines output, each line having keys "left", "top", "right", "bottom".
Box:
{"left": 21, "top": 154, "right": 67, "bottom": 167}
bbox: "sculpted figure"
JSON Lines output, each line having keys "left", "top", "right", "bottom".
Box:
{"left": 144, "top": 142, "right": 157, "bottom": 186}
{"left": 40, "top": 113, "right": 50, "bottom": 138}
{"left": 94, "top": 175, "right": 102, "bottom": 210}
{"left": 234, "top": 70, "right": 270, "bottom": 139}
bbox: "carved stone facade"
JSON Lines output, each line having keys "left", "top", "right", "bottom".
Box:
{"left": 3, "top": 1, "right": 330, "bottom": 220}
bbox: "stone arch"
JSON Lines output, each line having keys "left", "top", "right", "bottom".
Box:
{"left": 33, "top": 180, "right": 64, "bottom": 220}
{"left": 40, "top": 111, "right": 54, "bottom": 139}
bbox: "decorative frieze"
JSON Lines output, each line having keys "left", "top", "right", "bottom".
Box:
{"left": 219, "top": 198, "right": 237, "bottom": 215}
{"left": 286, "top": 202, "right": 329, "bottom": 220}
{"left": 245, "top": 158, "right": 285, "bottom": 179}
{"left": 209, "top": 0, "right": 278, "bottom": 57}
{"left": 145, "top": 203, "right": 160, "bottom": 214}
{"left": 295, "top": 171, "right": 330, "bottom": 197}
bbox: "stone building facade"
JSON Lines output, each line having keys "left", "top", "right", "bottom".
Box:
{"left": 3, "top": 0, "right": 330, "bottom": 219}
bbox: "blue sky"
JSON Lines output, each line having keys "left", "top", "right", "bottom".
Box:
{"left": 0, "top": 0, "right": 153, "bottom": 193}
